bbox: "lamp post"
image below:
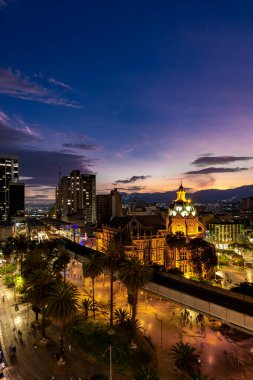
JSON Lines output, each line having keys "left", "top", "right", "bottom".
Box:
{"left": 109, "top": 345, "right": 112, "bottom": 380}
{"left": 103, "top": 345, "right": 112, "bottom": 380}
{"left": 156, "top": 316, "right": 163, "bottom": 348}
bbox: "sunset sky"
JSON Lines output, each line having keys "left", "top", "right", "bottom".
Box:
{"left": 1, "top": 0, "right": 253, "bottom": 203}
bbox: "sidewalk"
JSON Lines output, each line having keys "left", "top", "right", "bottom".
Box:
{"left": 67, "top": 268, "right": 253, "bottom": 380}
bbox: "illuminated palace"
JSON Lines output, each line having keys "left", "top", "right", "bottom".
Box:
{"left": 96, "top": 184, "right": 206, "bottom": 276}
{"left": 166, "top": 184, "right": 205, "bottom": 274}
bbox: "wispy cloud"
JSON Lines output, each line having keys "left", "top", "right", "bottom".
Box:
{"left": 184, "top": 174, "right": 216, "bottom": 189}
{"left": 0, "top": 116, "right": 40, "bottom": 146}
{"left": 48, "top": 77, "right": 72, "bottom": 90}
{"left": 15, "top": 116, "right": 41, "bottom": 138}
{"left": 185, "top": 167, "right": 248, "bottom": 175}
{"left": 0, "top": 68, "right": 81, "bottom": 108}
{"left": 125, "top": 185, "right": 147, "bottom": 191}
{"left": 62, "top": 143, "right": 102, "bottom": 151}
{"left": 105, "top": 185, "right": 147, "bottom": 192}
{"left": 113, "top": 175, "right": 151, "bottom": 185}
{"left": 192, "top": 155, "right": 253, "bottom": 167}
{"left": 0, "top": 111, "right": 9, "bottom": 123}
{"left": 116, "top": 148, "right": 134, "bottom": 159}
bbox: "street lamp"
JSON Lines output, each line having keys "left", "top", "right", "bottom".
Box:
{"left": 103, "top": 345, "right": 112, "bottom": 380}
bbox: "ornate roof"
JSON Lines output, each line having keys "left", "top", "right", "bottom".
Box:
{"left": 169, "top": 184, "right": 197, "bottom": 218}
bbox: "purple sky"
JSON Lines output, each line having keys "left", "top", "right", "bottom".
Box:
{"left": 0, "top": 0, "right": 253, "bottom": 203}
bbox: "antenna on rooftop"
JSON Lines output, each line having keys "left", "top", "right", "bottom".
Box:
{"left": 58, "top": 166, "right": 61, "bottom": 184}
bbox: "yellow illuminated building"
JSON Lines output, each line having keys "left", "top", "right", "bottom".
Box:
{"left": 167, "top": 184, "right": 205, "bottom": 237}
{"left": 96, "top": 185, "right": 214, "bottom": 279}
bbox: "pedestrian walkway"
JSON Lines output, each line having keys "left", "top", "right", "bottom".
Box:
{"left": 68, "top": 270, "right": 253, "bottom": 380}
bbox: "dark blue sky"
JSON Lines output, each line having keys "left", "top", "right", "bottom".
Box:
{"left": 1, "top": 0, "right": 253, "bottom": 202}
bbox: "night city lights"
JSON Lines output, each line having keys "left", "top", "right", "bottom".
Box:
{"left": 0, "top": 1, "right": 253, "bottom": 379}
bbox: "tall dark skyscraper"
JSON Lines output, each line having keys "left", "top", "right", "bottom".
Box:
{"left": 0, "top": 156, "right": 25, "bottom": 220}
{"left": 56, "top": 170, "right": 96, "bottom": 225}
{"left": 96, "top": 188, "right": 122, "bottom": 224}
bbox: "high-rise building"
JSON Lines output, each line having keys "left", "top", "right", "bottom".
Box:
{"left": 96, "top": 188, "right": 122, "bottom": 224}
{"left": 0, "top": 155, "right": 25, "bottom": 220}
{"left": 56, "top": 170, "right": 96, "bottom": 224}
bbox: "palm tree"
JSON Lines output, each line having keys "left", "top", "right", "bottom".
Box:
{"left": 166, "top": 232, "right": 186, "bottom": 270}
{"left": 165, "top": 233, "right": 177, "bottom": 268}
{"left": 133, "top": 366, "right": 160, "bottom": 380}
{"left": 11, "top": 235, "right": 30, "bottom": 274}
{"left": 170, "top": 342, "right": 199, "bottom": 374}
{"left": 52, "top": 247, "right": 71, "bottom": 282}
{"left": 82, "top": 251, "right": 104, "bottom": 319}
{"left": 25, "top": 268, "right": 56, "bottom": 338}
{"left": 81, "top": 297, "right": 94, "bottom": 318}
{"left": 46, "top": 281, "right": 79, "bottom": 360}
{"left": 22, "top": 250, "right": 48, "bottom": 280}
{"left": 114, "top": 307, "right": 129, "bottom": 326}
{"left": 119, "top": 256, "right": 153, "bottom": 341}
{"left": 103, "top": 239, "right": 125, "bottom": 331}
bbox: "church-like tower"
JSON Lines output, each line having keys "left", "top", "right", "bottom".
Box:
{"left": 167, "top": 184, "right": 205, "bottom": 238}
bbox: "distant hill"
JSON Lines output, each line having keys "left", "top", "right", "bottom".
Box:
{"left": 121, "top": 185, "right": 253, "bottom": 205}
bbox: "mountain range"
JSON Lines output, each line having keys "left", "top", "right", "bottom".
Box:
{"left": 121, "top": 184, "right": 253, "bottom": 205}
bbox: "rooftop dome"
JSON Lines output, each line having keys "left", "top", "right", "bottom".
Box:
{"left": 169, "top": 184, "right": 197, "bottom": 218}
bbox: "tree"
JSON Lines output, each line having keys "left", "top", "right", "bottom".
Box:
{"left": 119, "top": 256, "right": 153, "bottom": 341}
{"left": 133, "top": 366, "right": 160, "bottom": 380}
{"left": 103, "top": 239, "right": 125, "bottom": 331}
{"left": 187, "top": 238, "right": 217, "bottom": 280}
{"left": 11, "top": 235, "right": 30, "bottom": 274}
{"left": 83, "top": 251, "right": 104, "bottom": 319}
{"left": 218, "top": 255, "right": 230, "bottom": 266}
{"left": 166, "top": 232, "right": 186, "bottom": 269}
{"left": 114, "top": 307, "right": 129, "bottom": 326}
{"left": 24, "top": 268, "right": 56, "bottom": 338}
{"left": 22, "top": 250, "right": 48, "bottom": 280}
{"left": 232, "top": 253, "right": 244, "bottom": 266}
{"left": 52, "top": 247, "right": 71, "bottom": 282}
{"left": 170, "top": 342, "right": 199, "bottom": 375}
{"left": 81, "top": 297, "right": 94, "bottom": 318}
{"left": 165, "top": 233, "right": 177, "bottom": 267}
{"left": 46, "top": 281, "right": 79, "bottom": 359}
{"left": 1, "top": 238, "right": 15, "bottom": 262}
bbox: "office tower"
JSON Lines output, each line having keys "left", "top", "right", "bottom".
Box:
{"left": 56, "top": 170, "right": 96, "bottom": 224}
{"left": 8, "top": 182, "right": 25, "bottom": 217}
{"left": 96, "top": 194, "right": 111, "bottom": 224}
{"left": 0, "top": 155, "right": 24, "bottom": 220}
{"left": 96, "top": 188, "right": 122, "bottom": 224}
{"left": 111, "top": 188, "right": 122, "bottom": 218}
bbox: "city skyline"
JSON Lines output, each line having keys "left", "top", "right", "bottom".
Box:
{"left": 1, "top": 0, "right": 253, "bottom": 203}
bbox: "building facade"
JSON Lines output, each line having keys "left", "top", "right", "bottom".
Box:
{"left": 208, "top": 220, "right": 241, "bottom": 248}
{"left": 0, "top": 156, "right": 25, "bottom": 220}
{"left": 96, "top": 184, "right": 214, "bottom": 279}
{"left": 96, "top": 188, "right": 122, "bottom": 224}
{"left": 96, "top": 214, "right": 166, "bottom": 265}
{"left": 167, "top": 184, "right": 205, "bottom": 237}
{"left": 56, "top": 170, "right": 96, "bottom": 225}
